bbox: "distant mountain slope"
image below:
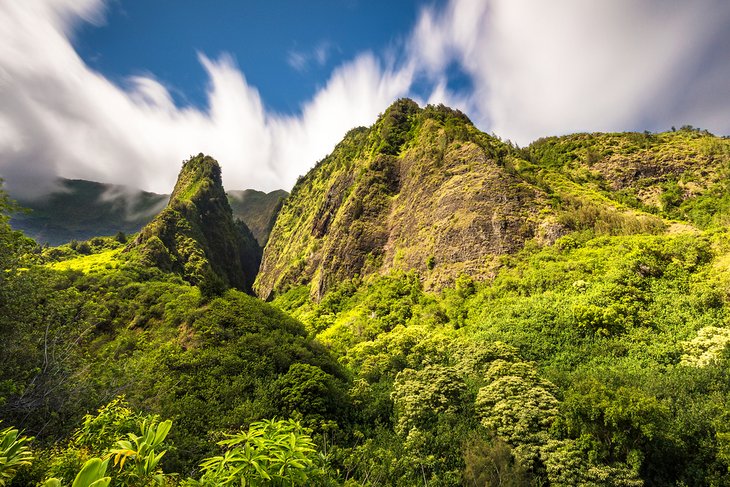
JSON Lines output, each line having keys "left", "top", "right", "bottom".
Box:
{"left": 9, "top": 179, "right": 167, "bottom": 245}
{"left": 8, "top": 179, "right": 287, "bottom": 246}
{"left": 128, "top": 154, "right": 261, "bottom": 294}
{"left": 522, "top": 128, "right": 730, "bottom": 228}
{"left": 228, "top": 189, "right": 288, "bottom": 246}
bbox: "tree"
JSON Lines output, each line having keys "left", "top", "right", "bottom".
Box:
{"left": 392, "top": 365, "right": 468, "bottom": 436}
{"left": 475, "top": 360, "right": 559, "bottom": 469}
{"left": 269, "top": 363, "right": 347, "bottom": 427}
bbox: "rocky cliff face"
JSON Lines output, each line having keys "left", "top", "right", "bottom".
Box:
{"left": 130, "top": 154, "right": 261, "bottom": 294}
{"left": 255, "top": 99, "right": 550, "bottom": 300}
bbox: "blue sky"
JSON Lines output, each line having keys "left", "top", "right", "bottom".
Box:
{"left": 1, "top": 0, "right": 729, "bottom": 196}
{"left": 73, "top": 0, "right": 438, "bottom": 113}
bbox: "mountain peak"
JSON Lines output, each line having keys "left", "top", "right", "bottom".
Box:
{"left": 255, "top": 101, "right": 541, "bottom": 301}
{"left": 129, "top": 154, "right": 261, "bottom": 295}
{"left": 170, "top": 153, "right": 224, "bottom": 202}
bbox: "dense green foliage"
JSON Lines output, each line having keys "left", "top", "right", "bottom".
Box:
{"left": 271, "top": 230, "right": 730, "bottom": 485}
{"left": 0, "top": 176, "right": 346, "bottom": 484}
{"left": 7, "top": 399, "right": 326, "bottom": 487}
{"left": 190, "top": 418, "right": 326, "bottom": 486}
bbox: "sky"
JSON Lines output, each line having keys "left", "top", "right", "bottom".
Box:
{"left": 1, "top": 0, "right": 729, "bottom": 197}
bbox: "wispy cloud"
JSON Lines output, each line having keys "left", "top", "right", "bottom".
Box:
{"left": 1, "top": 0, "right": 729, "bottom": 198}
{"left": 287, "top": 41, "right": 336, "bottom": 72}
{"left": 0, "top": 0, "right": 410, "bottom": 196}
{"left": 286, "top": 51, "right": 308, "bottom": 72}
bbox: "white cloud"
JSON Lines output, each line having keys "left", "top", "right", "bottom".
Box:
{"left": 0, "top": 1, "right": 411, "bottom": 197}
{"left": 412, "top": 0, "right": 730, "bottom": 144}
{"left": 1, "top": 0, "right": 729, "bottom": 199}
{"left": 287, "top": 41, "right": 335, "bottom": 72}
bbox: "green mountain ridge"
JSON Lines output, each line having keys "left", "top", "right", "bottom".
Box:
{"left": 129, "top": 154, "right": 261, "bottom": 294}
{"left": 257, "top": 100, "right": 728, "bottom": 302}
{"left": 256, "top": 100, "right": 551, "bottom": 300}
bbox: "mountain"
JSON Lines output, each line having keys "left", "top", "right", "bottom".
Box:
{"left": 256, "top": 100, "right": 730, "bottom": 301}
{"left": 256, "top": 99, "right": 550, "bottom": 300}
{"left": 10, "top": 178, "right": 289, "bottom": 248}
{"left": 8, "top": 179, "right": 168, "bottom": 246}
{"left": 8, "top": 179, "right": 288, "bottom": 246}
{"left": 0, "top": 168, "right": 345, "bottom": 479}
{"left": 227, "top": 189, "right": 288, "bottom": 246}
{"left": 129, "top": 153, "right": 261, "bottom": 294}
{"left": 3, "top": 103, "right": 730, "bottom": 485}
{"left": 521, "top": 128, "right": 730, "bottom": 229}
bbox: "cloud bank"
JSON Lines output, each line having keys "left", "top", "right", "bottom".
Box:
{"left": 1, "top": 0, "right": 729, "bottom": 197}
{"left": 415, "top": 0, "right": 730, "bottom": 143}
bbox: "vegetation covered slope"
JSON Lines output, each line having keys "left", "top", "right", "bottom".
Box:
{"left": 260, "top": 126, "right": 730, "bottom": 486}
{"left": 256, "top": 99, "right": 551, "bottom": 300}
{"left": 0, "top": 183, "right": 347, "bottom": 484}
{"left": 522, "top": 127, "right": 730, "bottom": 229}
{"left": 272, "top": 229, "right": 730, "bottom": 486}
{"left": 258, "top": 102, "right": 730, "bottom": 304}
{"left": 129, "top": 154, "right": 261, "bottom": 294}
{"left": 227, "top": 188, "right": 288, "bottom": 246}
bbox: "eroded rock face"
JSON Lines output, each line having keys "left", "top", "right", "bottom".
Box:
{"left": 130, "top": 154, "right": 261, "bottom": 294}
{"left": 255, "top": 100, "right": 548, "bottom": 300}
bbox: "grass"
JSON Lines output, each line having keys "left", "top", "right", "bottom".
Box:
{"left": 49, "top": 248, "right": 123, "bottom": 273}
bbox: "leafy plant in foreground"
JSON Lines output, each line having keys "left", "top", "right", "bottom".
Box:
{"left": 109, "top": 418, "right": 172, "bottom": 486}
{"left": 43, "top": 458, "right": 111, "bottom": 487}
{"left": 0, "top": 423, "right": 33, "bottom": 486}
{"left": 188, "top": 419, "right": 324, "bottom": 486}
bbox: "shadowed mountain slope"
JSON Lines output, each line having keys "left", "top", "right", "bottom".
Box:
{"left": 9, "top": 180, "right": 287, "bottom": 246}
{"left": 8, "top": 179, "right": 167, "bottom": 246}
{"left": 228, "top": 189, "right": 288, "bottom": 246}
